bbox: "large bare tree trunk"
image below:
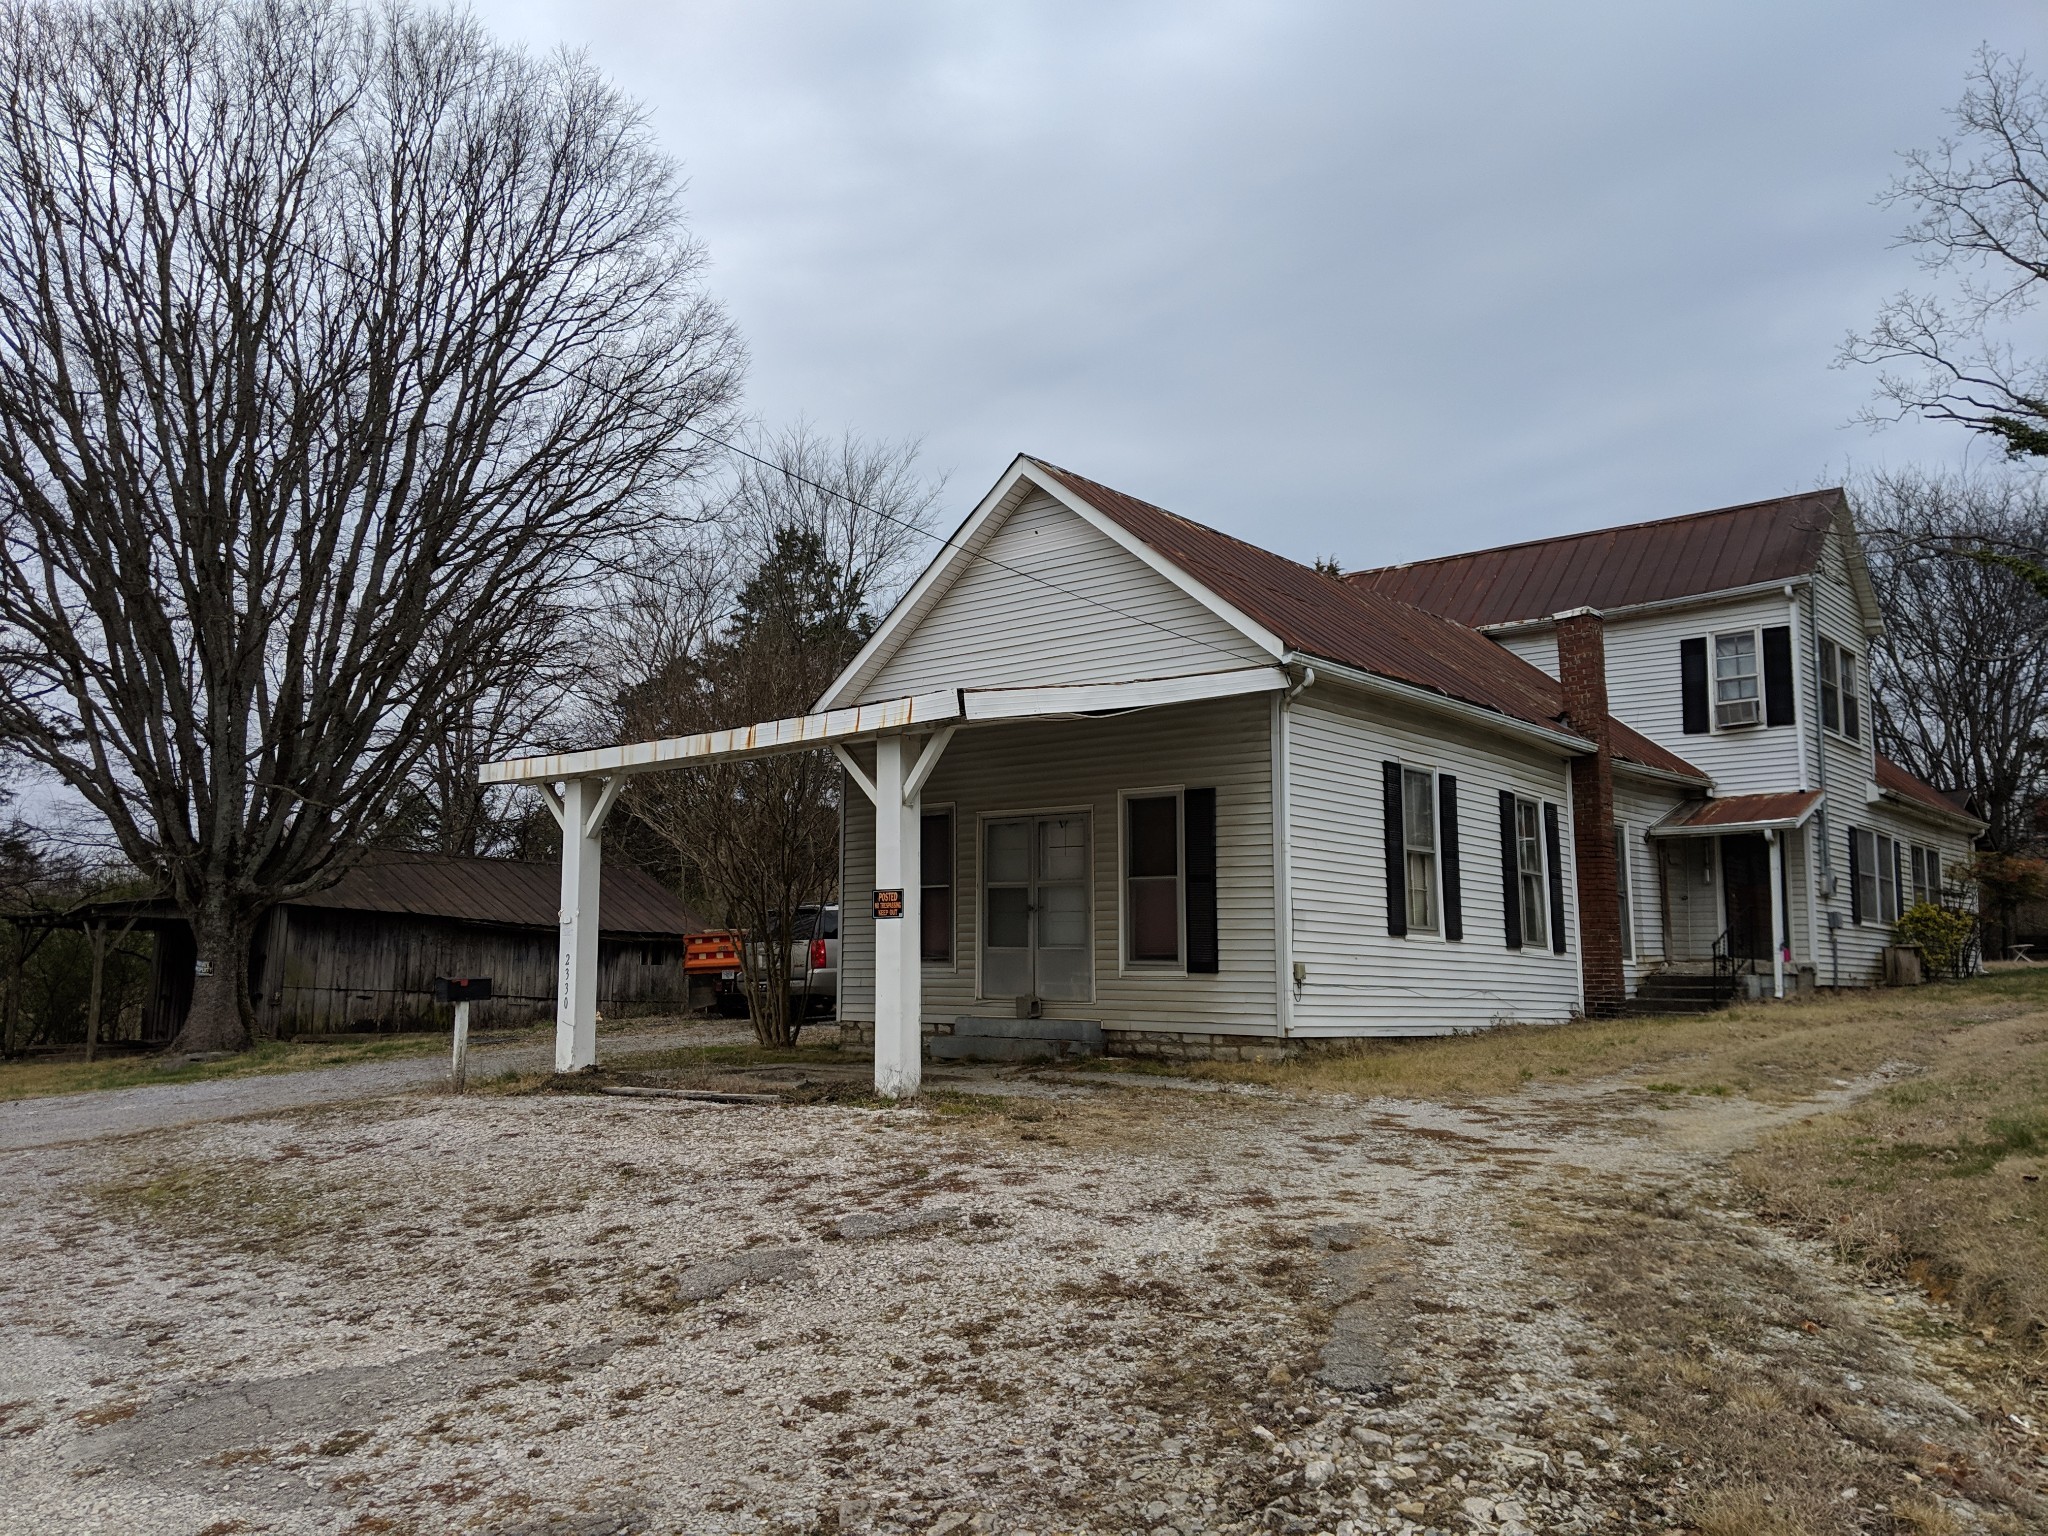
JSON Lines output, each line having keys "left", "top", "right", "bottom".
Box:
{"left": 0, "top": 0, "right": 742, "bottom": 1059}
{"left": 176, "top": 903, "right": 255, "bottom": 1054}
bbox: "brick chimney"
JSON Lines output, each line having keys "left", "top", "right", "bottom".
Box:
{"left": 1555, "top": 607, "right": 1626, "bottom": 1016}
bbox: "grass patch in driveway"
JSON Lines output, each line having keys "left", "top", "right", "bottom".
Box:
{"left": 1736, "top": 1009, "right": 2048, "bottom": 1359}
{"left": 1519, "top": 1175, "right": 2042, "bottom": 1534}
{"left": 0, "top": 1030, "right": 500, "bottom": 1103}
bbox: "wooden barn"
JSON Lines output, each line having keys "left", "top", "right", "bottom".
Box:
{"left": 97, "top": 851, "right": 705, "bottom": 1042}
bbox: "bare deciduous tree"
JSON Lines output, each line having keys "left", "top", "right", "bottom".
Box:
{"left": 1853, "top": 466, "right": 2048, "bottom": 852}
{"left": 723, "top": 423, "right": 945, "bottom": 613}
{"left": 608, "top": 430, "right": 940, "bottom": 1046}
{"left": 0, "top": 0, "right": 743, "bottom": 1051}
{"left": 1845, "top": 48, "right": 2048, "bottom": 457}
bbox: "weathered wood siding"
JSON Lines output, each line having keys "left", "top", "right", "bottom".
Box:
{"left": 265, "top": 910, "right": 691, "bottom": 1035}
{"left": 841, "top": 694, "right": 1280, "bottom": 1035}
{"left": 1285, "top": 685, "right": 1583, "bottom": 1033}
{"left": 855, "top": 493, "right": 1266, "bottom": 700}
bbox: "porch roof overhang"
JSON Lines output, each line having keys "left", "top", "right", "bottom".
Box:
{"left": 1647, "top": 790, "right": 1823, "bottom": 838}
{"left": 479, "top": 665, "right": 1289, "bottom": 785}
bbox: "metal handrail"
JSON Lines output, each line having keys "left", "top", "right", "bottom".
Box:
{"left": 1711, "top": 928, "right": 1758, "bottom": 983}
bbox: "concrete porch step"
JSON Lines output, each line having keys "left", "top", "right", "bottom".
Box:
{"left": 1624, "top": 971, "right": 1743, "bottom": 1015}
{"left": 930, "top": 1017, "right": 1104, "bottom": 1064}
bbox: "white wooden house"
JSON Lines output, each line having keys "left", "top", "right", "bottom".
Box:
{"left": 484, "top": 455, "right": 1981, "bottom": 1093}
{"left": 820, "top": 459, "right": 1980, "bottom": 1058}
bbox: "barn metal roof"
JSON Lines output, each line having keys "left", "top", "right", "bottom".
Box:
{"left": 1343, "top": 490, "right": 1846, "bottom": 629}
{"left": 285, "top": 851, "right": 702, "bottom": 937}
{"left": 1026, "top": 460, "right": 1707, "bottom": 783}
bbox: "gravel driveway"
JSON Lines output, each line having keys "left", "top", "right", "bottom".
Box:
{"left": 0, "top": 1020, "right": 747, "bottom": 1152}
{"left": 2, "top": 1061, "right": 2040, "bottom": 1535}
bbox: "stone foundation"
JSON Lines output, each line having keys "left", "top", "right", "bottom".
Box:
{"left": 834, "top": 1018, "right": 1294, "bottom": 1063}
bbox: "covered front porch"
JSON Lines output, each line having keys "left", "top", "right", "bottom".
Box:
{"left": 480, "top": 665, "right": 1288, "bottom": 1096}
{"left": 1648, "top": 790, "right": 1821, "bottom": 999}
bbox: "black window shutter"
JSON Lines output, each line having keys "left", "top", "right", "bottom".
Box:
{"left": 1762, "top": 625, "right": 1794, "bottom": 727}
{"left": 1382, "top": 761, "right": 1407, "bottom": 937}
{"left": 1184, "top": 788, "right": 1218, "bottom": 974}
{"left": 1847, "top": 827, "right": 1862, "bottom": 924}
{"left": 1439, "top": 775, "right": 1463, "bottom": 941}
{"left": 1680, "top": 637, "right": 1709, "bottom": 734}
{"left": 1544, "top": 802, "right": 1567, "bottom": 954}
{"left": 1498, "top": 789, "right": 1522, "bottom": 950}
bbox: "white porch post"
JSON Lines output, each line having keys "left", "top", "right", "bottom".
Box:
{"left": 556, "top": 777, "right": 607, "bottom": 1072}
{"left": 871, "top": 736, "right": 923, "bottom": 1097}
{"left": 1767, "top": 828, "right": 1786, "bottom": 1001}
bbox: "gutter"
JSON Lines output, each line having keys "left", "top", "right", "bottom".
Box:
{"left": 1870, "top": 787, "right": 1986, "bottom": 834}
{"left": 1612, "top": 759, "right": 1714, "bottom": 791}
{"left": 1288, "top": 653, "right": 1598, "bottom": 757}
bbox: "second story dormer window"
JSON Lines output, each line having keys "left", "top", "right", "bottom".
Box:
{"left": 1713, "top": 631, "right": 1761, "bottom": 728}
{"left": 1820, "top": 637, "right": 1860, "bottom": 741}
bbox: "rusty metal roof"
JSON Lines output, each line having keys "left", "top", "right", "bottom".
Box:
{"left": 1875, "top": 754, "right": 1980, "bottom": 824}
{"left": 285, "top": 850, "right": 704, "bottom": 936}
{"left": 1344, "top": 490, "right": 1845, "bottom": 628}
{"left": 1028, "top": 460, "right": 1708, "bottom": 782}
{"left": 1651, "top": 791, "right": 1823, "bottom": 835}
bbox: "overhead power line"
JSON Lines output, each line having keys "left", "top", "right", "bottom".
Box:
{"left": 0, "top": 96, "right": 1276, "bottom": 676}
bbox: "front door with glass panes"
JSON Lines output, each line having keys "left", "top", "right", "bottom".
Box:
{"left": 981, "top": 814, "right": 1092, "bottom": 1002}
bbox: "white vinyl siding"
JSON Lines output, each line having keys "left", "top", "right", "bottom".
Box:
{"left": 1600, "top": 594, "right": 1804, "bottom": 793}
{"left": 1823, "top": 802, "right": 1974, "bottom": 984}
{"left": 1494, "top": 629, "right": 1559, "bottom": 678}
{"left": 1288, "top": 688, "right": 1581, "bottom": 1034}
{"left": 841, "top": 695, "right": 1277, "bottom": 1035}
{"left": 855, "top": 493, "right": 1260, "bottom": 700}
{"left": 1613, "top": 775, "right": 1684, "bottom": 989}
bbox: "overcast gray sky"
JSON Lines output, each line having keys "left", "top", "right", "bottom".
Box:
{"left": 475, "top": 0, "right": 2041, "bottom": 567}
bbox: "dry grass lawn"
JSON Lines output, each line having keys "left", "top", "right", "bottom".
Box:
{"left": 0, "top": 1029, "right": 477, "bottom": 1102}
{"left": 1166, "top": 968, "right": 2048, "bottom": 1102}
{"left": 1736, "top": 1003, "right": 2048, "bottom": 1358}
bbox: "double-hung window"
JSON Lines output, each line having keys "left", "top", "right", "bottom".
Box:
{"left": 1910, "top": 845, "right": 1941, "bottom": 907}
{"left": 1853, "top": 828, "right": 1901, "bottom": 924}
{"left": 1713, "top": 630, "right": 1761, "bottom": 728}
{"left": 1402, "top": 769, "right": 1438, "bottom": 933}
{"left": 1516, "top": 796, "right": 1548, "bottom": 949}
{"left": 1125, "top": 794, "right": 1182, "bottom": 965}
{"left": 1820, "top": 638, "right": 1860, "bottom": 740}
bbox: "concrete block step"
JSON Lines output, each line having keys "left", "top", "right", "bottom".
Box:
{"left": 929, "top": 1035, "right": 1092, "bottom": 1064}
{"left": 951, "top": 1016, "right": 1105, "bottom": 1048}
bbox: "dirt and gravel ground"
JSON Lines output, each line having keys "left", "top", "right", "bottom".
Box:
{"left": 0, "top": 1021, "right": 753, "bottom": 1152}
{"left": 0, "top": 1026, "right": 2043, "bottom": 1536}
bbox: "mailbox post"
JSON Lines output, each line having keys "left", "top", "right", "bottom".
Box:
{"left": 435, "top": 977, "right": 494, "bottom": 1092}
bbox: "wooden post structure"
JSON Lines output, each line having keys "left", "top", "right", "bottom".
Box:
{"left": 451, "top": 1000, "right": 471, "bottom": 1091}
{"left": 548, "top": 778, "right": 618, "bottom": 1074}
{"left": 1767, "top": 828, "right": 1786, "bottom": 1000}
{"left": 82, "top": 915, "right": 137, "bottom": 1064}
{"left": 871, "top": 736, "right": 921, "bottom": 1098}
{"left": 436, "top": 976, "right": 492, "bottom": 1092}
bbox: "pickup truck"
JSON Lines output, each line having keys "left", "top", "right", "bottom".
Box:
{"left": 708, "top": 903, "right": 838, "bottom": 1018}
